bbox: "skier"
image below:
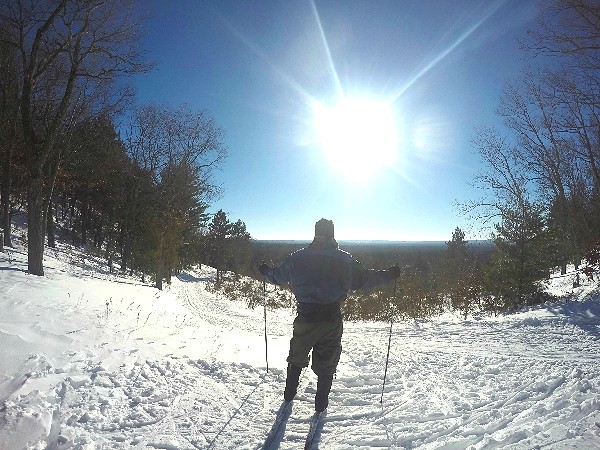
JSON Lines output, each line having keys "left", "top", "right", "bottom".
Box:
{"left": 259, "top": 218, "right": 400, "bottom": 413}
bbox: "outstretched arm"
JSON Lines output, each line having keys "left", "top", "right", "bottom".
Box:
{"left": 351, "top": 261, "right": 400, "bottom": 292}
{"left": 259, "top": 259, "right": 293, "bottom": 285}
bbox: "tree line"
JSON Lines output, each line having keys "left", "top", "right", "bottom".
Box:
{"left": 0, "top": 0, "right": 251, "bottom": 288}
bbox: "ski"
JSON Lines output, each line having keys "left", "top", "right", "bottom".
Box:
{"left": 304, "top": 410, "right": 326, "bottom": 450}
{"left": 261, "top": 400, "right": 293, "bottom": 449}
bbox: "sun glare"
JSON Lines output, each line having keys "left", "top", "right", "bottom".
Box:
{"left": 313, "top": 96, "right": 399, "bottom": 179}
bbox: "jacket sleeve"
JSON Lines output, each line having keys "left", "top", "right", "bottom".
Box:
{"left": 349, "top": 259, "right": 396, "bottom": 292}
{"left": 265, "top": 257, "right": 294, "bottom": 285}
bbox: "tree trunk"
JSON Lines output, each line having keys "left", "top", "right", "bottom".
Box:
{"left": 121, "top": 183, "right": 140, "bottom": 273}
{"left": 71, "top": 199, "right": 78, "bottom": 246}
{"left": 104, "top": 211, "right": 114, "bottom": 268}
{"left": 61, "top": 192, "right": 68, "bottom": 221}
{"left": 43, "top": 151, "right": 62, "bottom": 249}
{"left": 47, "top": 200, "right": 56, "bottom": 248}
{"left": 155, "top": 263, "right": 163, "bottom": 290}
{"left": 69, "top": 198, "right": 75, "bottom": 235}
{"left": 587, "top": 125, "right": 600, "bottom": 192}
{"left": 155, "top": 235, "right": 165, "bottom": 289}
{"left": 81, "top": 188, "right": 90, "bottom": 245}
{"left": 1, "top": 143, "right": 13, "bottom": 247}
{"left": 94, "top": 214, "right": 103, "bottom": 249}
{"left": 121, "top": 226, "right": 129, "bottom": 273}
{"left": 1, "top": 190, "right": 11, "bottom": 248}
{"left": 27, "top": 177, "right": 46, "bottom": 276}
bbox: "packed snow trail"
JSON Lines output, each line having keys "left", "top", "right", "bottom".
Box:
{"left": 1, "top": 244, "right": 600, "bottom": 449}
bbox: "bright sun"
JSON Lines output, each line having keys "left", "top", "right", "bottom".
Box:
{"left": 313, "top": 96, "right": 399, "bottom": 179}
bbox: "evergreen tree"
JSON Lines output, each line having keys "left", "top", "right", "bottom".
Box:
{"left": 227, "top": 219, "right": 252, "bottom": 278}
{"left": 204, "top": 211, "right": 252, "bottom": 282}
{"left": 152, "top": 161, "right": 209, "bottom": 289}
{"left": 441, "top": 227, "right": 482, "bottom": 318}
{"left": 56, "top": 116, "right": 128, "bottom": 248}
{"left": 484, "top": 203, "right": 557, "bottom": 310}
{"left": 122, "top": 104, "right": 226, "bottom": 287}
{"left": 446, "top": 227, "right": 468, "bottom": 261}
{"left": 207, "top": 210, "right": 232, "bottom": 283}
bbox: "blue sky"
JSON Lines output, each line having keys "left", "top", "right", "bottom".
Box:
{"left": 133, "top": 0, "right": 540, "bottom": 241}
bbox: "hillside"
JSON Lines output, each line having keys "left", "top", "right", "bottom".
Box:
{"left": 1, "top": 241, "right": 600, "bottom": 449}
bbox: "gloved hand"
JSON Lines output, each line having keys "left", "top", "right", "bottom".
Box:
{"left": 387, "top": 265, "right": 401, "bottom": 278}
{"left": 259, "top": 262, "right": 270, "bottom": 276}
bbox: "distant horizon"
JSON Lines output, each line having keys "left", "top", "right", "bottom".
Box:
{"left": 252, "top": 238, "right": 493, "bottom": 244}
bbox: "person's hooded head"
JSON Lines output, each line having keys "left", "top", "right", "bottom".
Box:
{"left": 313, "top": 218, "right": 336, "bottom": 245}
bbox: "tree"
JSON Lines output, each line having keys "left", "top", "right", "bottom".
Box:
{"left": 485, "top": 203, "right": 557, "bottom": 310}
{"left": 463, "top": 127, "right": 533, "bottom": 227}
{"left": 549, "top": 71, "right": 600, "bottom": 259}
{"left": 0, "top": 0, "right": 149, "bottom": 275}
{"left": 153, "top": 161, "right": 210, "bottom": 289}
{"left": 57, "top": 116, "right": 130, "bottom": 249}
{"left": 525, "top": 0, "right": 600, "bottom": 72}
{"left": 207, "top": 210, "right": 232, "bottom": 283}
{"left": 203, "top": 211, "right": 253, "bottom": 283}
{"left": 522, "top": 0, "right": 600, "bottom": 265}
{"left": 446, "top": 227, "right": 468, "bottom": 261}
{"left": 0, "top": 23, "right": 22, "bottom": 248}
{"left": 497, "top": 71, "right": 583, "bottom": 269}
{"left": 440, "top": 227, "right": 482, "bottom": 318}
{"left": 464, "top": 127, "right": 559, "bottom": 311}
{"left": 457, "top": 0, "right": 600, "bottom": 309}
{"left": 227, "top": 219, "right": 252, "bottom": 277}
{"left": 124, "top": 104, "right": 226, "bottom": 288}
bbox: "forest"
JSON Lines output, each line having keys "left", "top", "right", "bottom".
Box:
{"left": 0, "top": 0, "right": 599, "bottom": 319}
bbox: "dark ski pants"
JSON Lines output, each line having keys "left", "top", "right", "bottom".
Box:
{"left": 287, "top": 314, "right": 343, "bottom": 376}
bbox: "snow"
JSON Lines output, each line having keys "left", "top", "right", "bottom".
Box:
{"left": 1, "top": 240, "right": 600, "bottom": 449}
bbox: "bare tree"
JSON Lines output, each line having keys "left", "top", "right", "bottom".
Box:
{"left": 125, "top": 104, "right": 227, "bottom": 288}
{"left": 550, "top": 70, "right": 600, "bottom": 191}
{"left": 524, "top": 0, "right": 600, "bottom": 71}
{"left": 461, "top": 126, "right": 533, "bottom": 227}
{"left": 497, "top": 71, "right": 583, "bottom": 266}
{"left": 0, "top": 23, "right": 21, "bottom": 248}
{"left": 523, "top": 0, "right": 600, "bottom": 193}
{"left": 126, "top": 105, "right": 227, "bottom": 180}
{"left": 521, "top": 0, "right": 600, "bottom": 270}
{"left": 0, "top": 0, "right": 149, "bottom": 275}
{"left": 465, "top": 128, "right": 556, "bottom": 309}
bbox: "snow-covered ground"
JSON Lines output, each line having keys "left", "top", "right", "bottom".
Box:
{"left": 1, "top": 240, "right": 600, "bottom": 450}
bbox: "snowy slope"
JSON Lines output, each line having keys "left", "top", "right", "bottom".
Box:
{"left": 1, "top": 242, "right": 600, "bottom": 449}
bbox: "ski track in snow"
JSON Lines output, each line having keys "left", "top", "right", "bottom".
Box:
{"left": 1, "top": 244, "right": 600, "bottom": 449}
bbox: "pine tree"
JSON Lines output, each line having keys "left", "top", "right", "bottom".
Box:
{"left": 227, "top": 219, "right": 252, "bottom": 278}
{"left": 484, "top": 203, "right": 557, "bottom": 310}
{"left": 441, "top": 227, "right": 482, "bottom": 318}
{"left": 207, "top": 210, "right": 232, "bottom": 283}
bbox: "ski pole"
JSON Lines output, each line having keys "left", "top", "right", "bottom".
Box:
{"left": 263, "top": 277, "right": 269, "bottom": 373}
{"left": 380, "top": 277, "right": 397, "bottom": 404}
